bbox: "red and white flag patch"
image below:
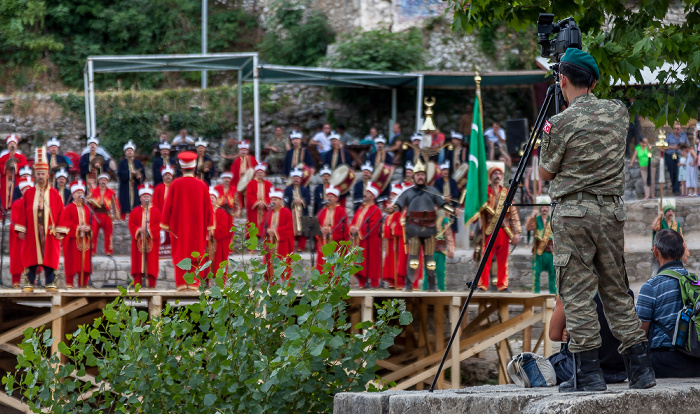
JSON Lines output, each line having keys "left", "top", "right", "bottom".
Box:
{"left": 543, "top": 120, "right": 552, "bottom": 134}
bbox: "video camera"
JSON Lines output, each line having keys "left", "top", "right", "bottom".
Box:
{"left": 537, "top": 14, "right": 582, "bottom": 61}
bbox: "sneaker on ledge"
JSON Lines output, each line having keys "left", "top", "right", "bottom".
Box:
{"left": 22, "top": 285, "right": 34, "bottom": 293}
{"left": 45, "top": 284, "right": 58, "bottom": 293}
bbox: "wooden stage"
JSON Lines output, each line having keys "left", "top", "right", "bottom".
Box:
{"left": 0, "top": 289, "right": 553, "bottom": 411}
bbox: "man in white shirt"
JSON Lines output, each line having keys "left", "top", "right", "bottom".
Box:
{"left": 310, "top": 123, "right": 332, "bottom": 155}
{"left": 484, "top": 122, "right": 511, "bottom": 165}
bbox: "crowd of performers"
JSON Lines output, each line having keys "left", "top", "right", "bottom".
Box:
{"left": 1, "top": 127, "right": 546, "bottom": 292}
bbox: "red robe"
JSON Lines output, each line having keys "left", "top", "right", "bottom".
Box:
{"left": 214, "top": 184, "right": 238, "bottom": 215}
{"left": 0, "top": 151, "right": 27, "bottom": 211}
{"left": 57, "top": 202, "right": 92, "bottom": 287}
{"left": 160, "top": 175, "right": 214, "bottom": 288}
{"left": 382, "top": 211, "right": 400, "bottom": 286}
{"left": 89, "top": 187, "right": 120, "bottom": 255}
{"left": 129, "top": 205, "right": 161, "bottom": 287}
{"left": 213, "top": 206, "right": 234, "bottom": 275}
{"left": 245, "top": 179, "right": 272, "bottom": 238}
{"left": 14, "top": 186, "right": 64, "bottom": 270}
{"left": 315, "top": 204, "right": 349, "bottom": 273}
{"left": 350, "top": 203, "right": 382, "bottom": 288}
{"left": 230, "top": 155, "right": 258, "bottom": 207}
{"left": 152, "top": 182, "right": 170, "bottom": 214}
{"left": 263, "top": 206, "right": 294, "bottom": 280}
{"left": 9, "top": 198, "right": 24, "bottom": 284}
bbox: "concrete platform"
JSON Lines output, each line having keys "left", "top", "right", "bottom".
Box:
{"left": 334, "top": 378, "right": 700, "bottom": 414}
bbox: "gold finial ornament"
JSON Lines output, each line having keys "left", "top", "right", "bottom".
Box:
{"left": 420, "top": 97, "right": 437, "bottom": 132}
{"left": 655, "top": 131, "right": 668, "bottom": 148}
{"left": 413, "top": 158, "right": 427, "bottom": 173}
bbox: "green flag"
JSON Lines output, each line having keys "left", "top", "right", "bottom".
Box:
{"left": 464, "top": 94, "right": 487, "bottom": 226}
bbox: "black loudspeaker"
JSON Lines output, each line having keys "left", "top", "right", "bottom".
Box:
{"left": 506, "top": 118, "right": 529, "bottom": 156}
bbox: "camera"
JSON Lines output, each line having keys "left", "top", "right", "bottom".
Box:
{"left": 537, "top": 13, "right": 582, "bottom": 61}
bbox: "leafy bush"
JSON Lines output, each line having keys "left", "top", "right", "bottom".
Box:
{"left": 3, "top": 228, "right": 411, "bottom": 413}
{"left": 259, "top": 0, "right": 335, "bottom": 67}
{"left": 326, "top": 28, "right": 424, "bottom": 72}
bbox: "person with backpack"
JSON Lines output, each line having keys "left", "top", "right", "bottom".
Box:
{"left": 636, "top": 228, "right": 700, "bottom": 377}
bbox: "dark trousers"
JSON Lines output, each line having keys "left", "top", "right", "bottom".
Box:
{"left": 649, "top": 349, "right": 700, "bottom": 377}
{"left": 665, "top": 152, "right": 680, "bottom": 193}
{"left": 26, "top": 265, "right": 56, "bottom": 285}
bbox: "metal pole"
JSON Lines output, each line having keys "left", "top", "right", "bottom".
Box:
{"left": 84, "top": 70, "right": 91, "bottom": 138}
{"left": 88, "top": 59, "right": 96, "bottom": 137}
{"left": 201, "top": 0, "right": 207, "bottom": 89}
{"left": 415, "top": 75, "right": 424, "bottom": 133}
{"left": 238, "top": 69, "right": 243, "bottom": 142}
{"left": 253, "top": 55, "right": 261, "bottom": 161}
{"left": 390, "top": 88, "right": 397, "bottom": 135}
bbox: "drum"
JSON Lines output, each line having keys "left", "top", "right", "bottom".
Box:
{"left": 452, "top": 163, "right": 469, "bottom": 190}
{"left": 237, "top": 169, "right": 254, "bottom": 192}
{"left": 426, "top": 161, "right": 439, "bottom": 186}
{"left": 329, "top": 164, "right": 356, "bottom": 195}
{"left": 371, "top": 163, "right": 395, "bottom": 192}
{"left": 287, "top": 163, "right": 315, "bottom": 187}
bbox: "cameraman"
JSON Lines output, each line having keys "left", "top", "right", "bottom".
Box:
{"left": 538, "top": 48, "right": 655, "bottom": 392}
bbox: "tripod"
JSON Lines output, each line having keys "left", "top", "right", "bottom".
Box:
{"left": 429, "top": 65, "right": 563, "bottom": 391}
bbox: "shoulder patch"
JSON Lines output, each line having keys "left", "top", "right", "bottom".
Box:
{"left": 543, "top": 120, "right": 552, "bottom": 134}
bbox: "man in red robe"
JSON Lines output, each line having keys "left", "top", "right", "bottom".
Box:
{"left": 14, "top": 146, "right": 64, "bottom": 292}
{"left": 56, "top": 180, "right": 93, "bottom": 288}
{"left": 382, "top": 184, "right": 404, "bottom": 288}
{"left": 9, "top": 177, "right": 33, "bottom": 287}
{"left": 209, "top": 187, "right": 234, "bottom": 278}
{"left": 152, "top": 165, "right": 174, "bottom": 213}
{"left": 0, "top": 134, "right": 28, "bottom": 212}
{"left": 245, "top": 164, "right": 272, "bottom": 239}
{"left": 89, "top": 173, "right": 121, "bottom": 256}
{"left": 214, "top": 171, "right": 240, "bottom": 217}
{"left": 264, "top": 188, "right": 294, "bottom": 281}
{"left": 160, "top": 152, "right": 214, "bottom": 291}
{"left": 129, "top": 184, "right": 161, "bottom": 289}
{"left": 349, "top": 182, "right": 383, "bottom": 288}
{"left": 230, "top": 141, "right": 257, "bottom": 208}
{"left": 315, "top": 186, "right": 349, "bottom": 273}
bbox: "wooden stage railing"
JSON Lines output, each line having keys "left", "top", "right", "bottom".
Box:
{"left": 0, "top": 289, "right": 553, "bottom": 410}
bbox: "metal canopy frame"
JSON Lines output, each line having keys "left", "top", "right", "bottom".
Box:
{"left": 84, "top": 53, "right": 549, "bottom": 160}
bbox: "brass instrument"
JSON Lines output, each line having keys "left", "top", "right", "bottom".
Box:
{"left": 4, "top": 157, "right": 17, "bottom": 173}
{"left": 198, "top": 159, "right": 213, "bottom": 181}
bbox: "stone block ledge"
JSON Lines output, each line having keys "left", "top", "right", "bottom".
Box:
{"left": 334, "top": 378, "right": 700, "bottom": 414}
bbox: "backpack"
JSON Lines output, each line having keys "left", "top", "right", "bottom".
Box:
{"left": 655, "top": 269, "right": 700, "bottom": 358}
{"left": 507, "top": 352, "right": 557, "bottom": 387}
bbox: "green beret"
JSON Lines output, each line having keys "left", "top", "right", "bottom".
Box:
{"left": 663, "top": 205, "right": 675, "bottom": 214}
{"left": 561, "top": 48, "right": 600, "bottom": 81}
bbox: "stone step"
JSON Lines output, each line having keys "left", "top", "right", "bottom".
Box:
{"left": 334, "top": 378, "right": 700, "bottom": 414}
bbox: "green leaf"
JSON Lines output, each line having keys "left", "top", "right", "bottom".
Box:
{"left": 399, "top": 311, "right": 413, "bottom": 326}
{"left": 285, "top": 325, "right": 301, "bottom": 341}
{"left": 177, "top": 258, "right": 192, "bottom": 270}
{"left": 57, "top": 342, "right": 70, "bottom": 356}
{"left": 309, "top": 341, "right": 325, "bottom": 356}
{"left": 203, "top": 393, "right": 217, "bottom": 407}
{"left": 184, "top": 272, "right": 195, "bottom": 285}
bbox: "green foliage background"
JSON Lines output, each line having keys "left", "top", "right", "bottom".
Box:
{"left": 3, "top": 228, "right": 412, "bottom": 413}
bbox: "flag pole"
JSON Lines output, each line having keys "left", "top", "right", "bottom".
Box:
{"left": 475, "top": 71, "right": 483, "bottom": 127}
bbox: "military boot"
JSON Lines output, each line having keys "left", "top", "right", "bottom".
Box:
{"left": 622, "top": 343, "right": 656, "bottom": 389}
{"left": 405, "top": 256, "right": 419, "bottom": 292}
{"left": 425, "top": 257, "right": 438, "bottom": 291}
{"left": 559, "top": 349, "right": 607, "bottom": 393}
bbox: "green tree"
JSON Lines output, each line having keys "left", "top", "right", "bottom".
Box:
{"left": 0, "top": 0, "right": 64, "bottom": 64}
{"left": 326, "top": 28, "right": 424, "bottom": 72}
{"left": 3, "top": 229, "right": 411, "bottom": 413}
{"left": 259, "top": 0, "right": 336, "bottom": 67}
{"left": 444, "top": 0, "right": 700, "bottom": 126}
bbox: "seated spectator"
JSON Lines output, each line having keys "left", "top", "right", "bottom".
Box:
{"left": 337, "top": 124, "right": 356, "bottom": 146}
{"left": 548, "top": 294, "right": 628, "bottom": 384}
{"left": 637, "top": 229, "right": 700, "bottom": 377}
{"left": 309, "top": 123, "right": 332, "bottom": 155}
{"left": 484, "top": 122, "right": 512, "bottom": 165}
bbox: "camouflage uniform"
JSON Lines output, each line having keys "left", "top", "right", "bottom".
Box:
{"left": 540, "top": 93, "right": 647, "bottom": 354}
{"left": 218, "top": 140, "right": 238, "bottom": 172}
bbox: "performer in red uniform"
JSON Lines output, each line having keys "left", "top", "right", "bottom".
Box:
{"left": 152, "top": 165, "right": 174, "bottom": 213}
{"left": 89, "top": 173, "right": 121, "bottom": 255}
{"left": 477, "top": 162, "right": 521, "bottom": 292}
{"left": 56, "top": 180, "right": 93, "bottom": 288}
{"left": 214, "top": 171, "right": 240, "bottom": 217}
{"left": 160, "top": 152, "right": 214, "bottom": 291}
{"left": 230, "top": 141, "right": 257, "bottom": 208}
{"left": 315, "top": 186, "right": 349, "bottom": 273}
{"left": 209, "top": 187, "right": 234, "bottom": 277}
{"left": 245, "top": 164, "right": 272, "bottom": 238}
{"left": 9, "top": 177, "right": 33, "bottom": 287}
{"left": 382, "top": 184, "right": 404, "bottom": 288}
{"left": 349, "top": 182, "right": 383, "bottom": 288}
{"left": 129, "top": 184, "right": 161, "bottom": 289}
{"left": 263, "top": 188, "right": 294, "bottom": 281}
{"left": 14, "top": 146, "right": 64, "bottom": 292}
{"left": 0, "top": 134, "right": 28, "bottom": 212}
